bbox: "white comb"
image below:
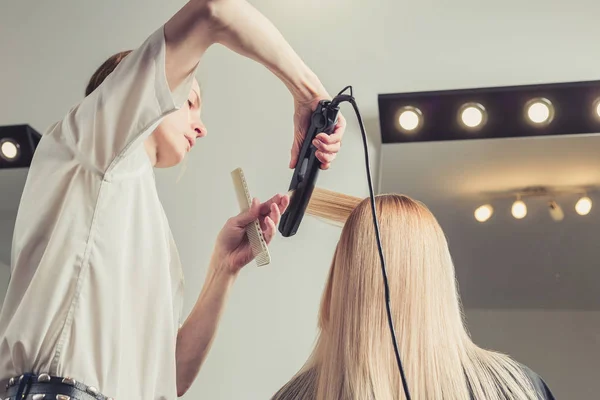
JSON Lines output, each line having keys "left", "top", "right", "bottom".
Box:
{"left": 231, "top": 168, "right": 271, "bottom": 267}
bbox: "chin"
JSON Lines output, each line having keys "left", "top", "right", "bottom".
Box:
{"left": 156, "top": 149, "right": 187, "bottom": 168}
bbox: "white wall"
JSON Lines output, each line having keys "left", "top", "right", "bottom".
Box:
{"left": 2, "top": 0, "right": 600, "bottom": 399}
{"left": 466, "top": 310, "right": 600, "bottom": 400}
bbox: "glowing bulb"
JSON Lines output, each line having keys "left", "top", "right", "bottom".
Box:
{"left": 511, "top": 200, "right": 527, "bottom": 219}
{"left": 396, "top": 106, "right": 423, "bottom": 133}
{"left": 596, "top": 101, "right": 600, "bottom": 119}
{"left": 548, "top": 201, "right": 564, "bottom": 222}
{"left": 459, "top": 103, "right": 487, "bottom": 129}
{"left": 575, "top": 196, "right": 592, "bottom": 215}
{"left": 0, "top": 139, "right": 19, "bottom": 160}
{"left": 525, "top": 98, "right": 554, "bottom": 125}
{"left": 399, "top": 111, "right": 419, "bottom": 130}
{"left": 474, "top": 204, "right": 493, "bottom": 222}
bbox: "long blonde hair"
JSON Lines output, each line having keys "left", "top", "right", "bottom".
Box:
{"left": 273, "top": 189, "right": 540, "bottom": 400}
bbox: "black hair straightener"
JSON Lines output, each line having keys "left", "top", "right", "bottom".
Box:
{"left": 278, "top": 98, "right": 341, "bottom": 238}
{"left": 277, "top": 86, "right": 412, "bottom": 400}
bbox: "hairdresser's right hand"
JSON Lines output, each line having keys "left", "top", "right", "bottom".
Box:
{"left": 212, "top": 194, "right": 289, "bottom": 275}
{"left": 290, "top": 95, "right": 347, "bottom": 171}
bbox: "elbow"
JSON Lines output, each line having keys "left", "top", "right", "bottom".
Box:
{"left": 190, "top": 0, "right": 238, "bottom": 42}
{"left": 177, "top": 379, "right": 192, "bottom": 397}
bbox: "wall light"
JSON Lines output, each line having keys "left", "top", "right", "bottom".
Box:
{"left": 396, "top": 106, "right": 423, "bottom": 133}
{"left": 0, "top": 138, "right": 20, "bottom": 161}
{"left": 548, "top": 201, "right": 564, "bottom": 221}
{"left": 459, "top": 103, "right": 487, "bottom": 130}
{"left": 593, "top": 98, "right": 600, "bottom": 120}
{"left": 474, "top": 204, "right": 493, "bottom": 222}
{"left": 525, "top": 98, "right": 554, "bottom": 126}
{"left": 511, "top": 199, "right": 527, "bottom": 219}
{"left": 575, "top": 196, "right": 592, "bottom": 215}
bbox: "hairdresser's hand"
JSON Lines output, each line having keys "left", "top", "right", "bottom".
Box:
{"left": 290, "top": 96, "right": 347, "bottom": 171}
{"left": 213, "top": 194, "right": 290, "bottom": 275}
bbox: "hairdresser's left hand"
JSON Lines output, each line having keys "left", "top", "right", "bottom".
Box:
{"left": 213, "top": 193, "right": 290, "bottom": 275}
{"left": 290, "top": 96, "right": 347, "bottom": 171}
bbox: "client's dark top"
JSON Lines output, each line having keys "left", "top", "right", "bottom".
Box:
{"left": 271, "top": 363, "right": 555, "bottom": 399}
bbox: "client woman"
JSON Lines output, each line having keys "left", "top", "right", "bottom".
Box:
{"left": 271, "top": 191, "right": 555, "bottom": 400}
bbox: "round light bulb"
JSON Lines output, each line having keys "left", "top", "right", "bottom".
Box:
{"left": 399, "top": 111, "right": 420, "bottom": 131}
{"left": 575, "top": 196, "right": 592, "bottom": 216}
{"left": 459, "top": 103, "right": 487, "bottom": 129}
{"left": 396, "top": 106, "right": 423, "bottom": 133}
{"left": 526, "top": 98, "right": 554, "bottom": 125}
{"left": 511, "top": 200, "right": 527, "bottom": 219}
{"left": 595, "top": 101, "right": 600, "bottom": 119}
{"left": 474, "top": 204, "right": 493, "bottom": 222}
{"left": 0, "top": 140, "right": 19, "bottom": 160}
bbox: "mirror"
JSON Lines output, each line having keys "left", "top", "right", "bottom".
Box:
{"left": 379, "top": 84, "right": 600, "bottom": 399}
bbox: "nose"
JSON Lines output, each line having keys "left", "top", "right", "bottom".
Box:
{"left": 192, "top": 120, "right": 207, "bottom": 138}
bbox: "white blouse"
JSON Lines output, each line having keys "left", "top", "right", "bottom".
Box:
{"left": 0, "top": 26, "right": 196, "bottom": 399}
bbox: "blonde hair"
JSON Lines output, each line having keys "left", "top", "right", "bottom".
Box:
{"left": 273, "top": 189, "right": 540, "bottom": 400}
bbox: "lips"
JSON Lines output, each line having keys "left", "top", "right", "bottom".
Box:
{"left": 185, "top": 136, "right": 195, "bottom": 149}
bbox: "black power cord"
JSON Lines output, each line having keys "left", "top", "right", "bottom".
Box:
{"left": 331, "top": 86, "right": 412, "bottom": 400}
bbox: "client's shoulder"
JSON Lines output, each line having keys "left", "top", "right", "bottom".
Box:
{"left": 271, "top": 367, "right": 318, "bottom": 400}
{"left": 517, "top": 363, "right": 556, "bottom": 400}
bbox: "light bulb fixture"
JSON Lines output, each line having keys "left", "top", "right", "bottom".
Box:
{"left": 548, "top": 200, "right": 564, "bottom": 221}
{"left": 0, "top": 138, "right": 20, "bottom": 161}
{"left": 511, "top": 199, "right": 527, "bottom": 219}
{"left": 575, "top": 196, "right": 592, "bottom": 215}
{"left": 396, "top": 106, "right": 423, "bottom": 134}
{"left": 474, "top": 204, "right": 493, "bottom": 222}
{"left": 459, "top": 102, "right": 487, "bottom": 130}
{"left": 525, "top": 97, "right": 554, "bottom": 126}
{"left": 593, "top": 98, "right": 600, "bottom": 120}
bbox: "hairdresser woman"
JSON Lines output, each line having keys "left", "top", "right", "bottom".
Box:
{"left": 0, "top": 1, "right": 346, "bottom": 399}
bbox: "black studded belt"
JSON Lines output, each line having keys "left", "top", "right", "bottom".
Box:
{"left": 1, "top": 373, "right": 114, "bottom": 400}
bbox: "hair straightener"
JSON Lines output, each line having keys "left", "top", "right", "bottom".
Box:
{"left": 278, "top": 86, "right": 412, "bottom": 400}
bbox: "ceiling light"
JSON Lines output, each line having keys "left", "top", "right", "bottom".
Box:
{"left": 511, "top": 199, "right": 527, "bottom": 219}
{"left": 0, "top": 139, "right": 20, "bottom": 161}
{"left": 396, "top": 106, "right": 423, "bottom": 133}
{"left": 474, "top": 204, "right": 493, "bottom": 222}
{"left": 525, "top": 98, "right": 554, "bottom": 126}
{"left": 548, "top": 201, "right": 564, "bottom": 221}
{"left": 459, "top": 103, "right": 487, "bottom": 129}
{"left": 575, "top": 196, "right": 592, "bottom": 215}
{"left": 593, "top": 98, "right": 600, "bottom": 120}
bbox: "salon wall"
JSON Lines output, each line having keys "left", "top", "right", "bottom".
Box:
{"left": 1, "top": 0, "right": 599, "bottom": 400}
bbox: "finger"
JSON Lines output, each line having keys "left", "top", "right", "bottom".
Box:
{"left": 258, "top": 193, "right": 288, "bottom": 216}
{"left": 316, "top": 150, "right": 336, "bottom": 165}
{"left": 269, "top": 202, "right": 282, "bottom": 226}
{"left": 281, "top": 193, "right": 290, "bottom": 211}
{"left": 313, "top": 138, "right": 341, "bottom": 154}
{"left": 263, "top": 216, "right": 276, "bottom": 243}
{"left": 319, "top": 162, "right": 331, "bottom": 170}
{"left": 289, "top": 136, "right": 302, "bottom": 169}
{"left": 234, "top": 198, "right": 261, "bottom": 227}
{"left": 316, "top": 115, "right": 346, "bottom": 144}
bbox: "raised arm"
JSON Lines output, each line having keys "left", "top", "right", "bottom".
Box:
{"left": 165, "top": 0, "right": 344, "bottom": 169}
{"left": 165, "top": 0, "right": 326, "bottom": 103}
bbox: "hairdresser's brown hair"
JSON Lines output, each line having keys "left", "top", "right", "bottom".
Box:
{"left": 85, "top": 50, "right": 133, "bottom": 96}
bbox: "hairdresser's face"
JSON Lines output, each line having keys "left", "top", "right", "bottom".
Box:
{"left": 147, "top": 79, "right": 207, "bottom": 168}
